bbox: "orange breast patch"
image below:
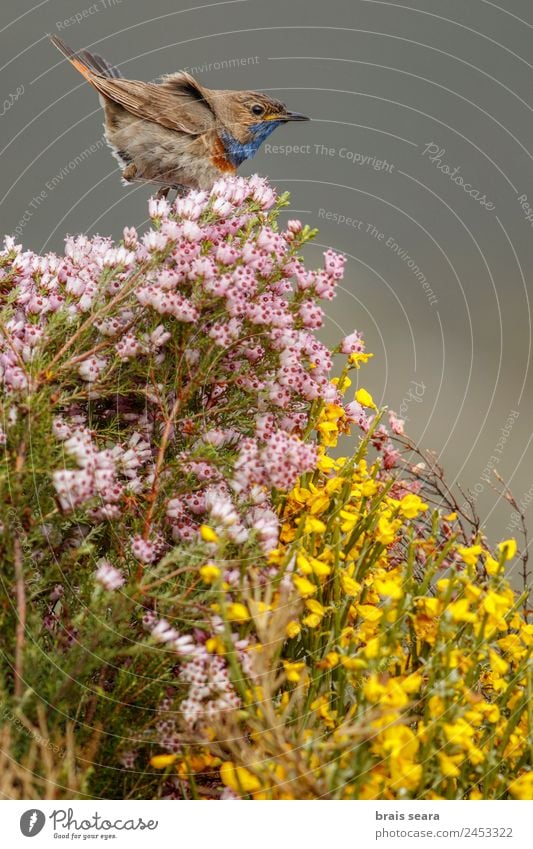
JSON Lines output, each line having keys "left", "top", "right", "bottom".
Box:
{"left": 211, "top": 136, "right": 237, "bottom": 173}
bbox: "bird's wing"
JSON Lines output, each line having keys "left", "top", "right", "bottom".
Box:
{"left": 50, "top": 36, "right": 217, "bottom": 135}
{"left": 91, "top": 76, "right": 217, "bottom": 134}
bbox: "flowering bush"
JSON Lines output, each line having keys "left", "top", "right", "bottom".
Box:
{"left": 0, "top": 176, "right": 531, "bottom": 800}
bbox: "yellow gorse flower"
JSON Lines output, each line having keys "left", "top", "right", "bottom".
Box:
{"left": 220, "top": 762, "right": 262, "bottom": 795}
{"left": 508, "top": 772, "right": 533, "bottom": 800}
{"left": 355, "top": 387, "right": 377, "bottom": 409}
{"left": 226, "top": 602, "right": 250, "bottom": 622}
{"left": 497, "top": 538, "right": 517, "bottom": 560}
{"left": 199, "top": 563, "right": 221, "bottom": 584}
{"left": 199, "top": 524, "right": 219, "bottom": 543}
{"left": 398, "top": 493, "right": 429, "bottom": 519}
{"left": 457, "top": 543, "right": 483, "bottom": 566}
{"left": 349, "top": 351, "right": 373, "bottom": 368}
{"left": 293, "top": 574, "right": 317, "bottom": 597}
{"left": 150, "top": 753, "right": 177, "bottom": 769}
{"left": 283, "top": 660, "right": 306, "bottom": 683}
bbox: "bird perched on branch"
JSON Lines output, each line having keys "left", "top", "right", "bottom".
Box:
{"left": 50, "top": 36, "right": 309, "bottom": 197}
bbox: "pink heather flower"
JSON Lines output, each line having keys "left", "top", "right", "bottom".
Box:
{"left": 63, "top": 429, "right": 96, "bottom": 468}
{"left": 371, "top": 424, "right": 390, "bottom": 454}
{"left": 142, "top": 231, "right": 171, "bottom": 252}
{"left": 174, "top": 192, "right": 207, "bottom": 220}
{"left": 256, "top": 227, "right": 282, "bottom": 252}
{"left": 117, "top": 433, "right": 152, "bottom": 478}
{"left": 52, "top": 425, "right": 127, "bottom": 512}
{"left": 95, "top": 559, "right": 125, "bottom": 590}
{"left": 2, "top": 235, "right": 21, "bottom": 252}
{"left": 160, "top": 220, "right": 184, "bottom": 242}
{"left": 136, "top": 287, "right": 198, "bottom": 322}
{"left": 52, "top": 417, "right": 72, "bottom": 441}
{"left": 248, "top": 175, "right": 277, "bottom": 209}
{"left": 166, "top": 497, "right": 185, "bottom": 520}
{"left": 255, "top": 414, "right": 277, "bottom": 441}
{"left": 94, "top": 316, "right": 123, "bottom": 337}
{"left": 182, "top": 220, "right": 203, "bottom": 242}
{"left": 202, "top": 429, "right": 231, "bottom": 448}
{"left": 208, "top": 318, "right": 242, "bottom": 347}
{"left": 183, "top": 491, "right": 206, "bottom": 515}
{"left": 99, "top": 247, "right": 135, "bottom": 269}
{"left": 190, "top": 256, "right": 216, "bottom": 281}
{"left": 174, "top": 634, "right": 197, "bottom": 656}
{"left": 216, "top": 244, "right": 241, "bottom": 265}
{"left": 123, "top": 226, "right": 138, "bottom": 248}
{"left": 92, "top": 504, "right": 121, "bottom": 521}
{"left": 180, "top": 459, "right": 218, "bottom": 482}
{"left": 323, "top": 248, "right": 346, "bottom": 279}
{"left": 340, "top": 330, "right": 364, "bottom": 355}
{"left": 286, "top": 219, "right": 303, "bottom": 234}
{"left": 205, "top": 490, "right": 238, "bottom": 527}
{"left": 248, "top": 506, "right": 279, "bottom": 553}
{"left": 249, "top": 484, "right": 268, "bottom": 505}
{"left": 131, "top": 534, "right": 159, "bottom": 564}
{"left": 299, "top": 300, "right": 324, "bottom": 329}
{"left": 211, "top": 197, "right": 234, "bottom": 218}
{"left": 148, "top": 326, "right": 171, "bottom": 349}
{"left": 180, "top": 651, "right": 241, "bottom": 727}
{"left": 149, "top": 197, "right": 171, "bottom": 219}
{"left": 232, "top": 431, "right": 317, "bottom": 493}
{"left": 210, "top": 177, "right": 231, "bottom": 198}
{"left": 388, "top": 410, "right": 405, "bottom": 435}
{"left": 313, "top": 271, "right": 337, "bottom": 301}
{"left": 116, "top": 333, "right": 142, "bottom": 360}
{"left": 382, "top": 442, "right": 401, "bottom": 470}
{"left": 151, "top": 618, "right": 181, "bottom": 643}
{"left": 171, "top": 519, "right": 197, "bottom": 542}
{"left": 184, "top": 347, "right": 200, "bottom": 366}
{"left": 322, "top": 383, "right": 340, "bottom": 404}
{"left": 344, "top": 401, "right": 370, "bottom": 431}
{"left": 52, "top": 468, "right": 95, "bottom": 511}
{"left": 78, "top": 355, "right": 107, "bottom": 382}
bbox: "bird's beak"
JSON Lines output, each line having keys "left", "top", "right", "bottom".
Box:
{"left": 283, "top": 111, "right": 311, "bottom": 122}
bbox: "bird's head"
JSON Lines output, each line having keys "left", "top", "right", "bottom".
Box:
{"left": 215, "top": 91, "right": 310, "bottom": 167}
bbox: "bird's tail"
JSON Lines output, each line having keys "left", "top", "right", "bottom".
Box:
{"left": 49, "top": 35, "right": 122, "bottom": 80}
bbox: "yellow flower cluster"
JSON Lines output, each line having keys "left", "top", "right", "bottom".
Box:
{"left": 151, "top": 364, "right": 532, "bottom": 800}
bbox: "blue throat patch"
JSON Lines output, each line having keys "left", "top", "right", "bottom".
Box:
{"left": 220, "top": 121, "right": 284, "bottom": 167}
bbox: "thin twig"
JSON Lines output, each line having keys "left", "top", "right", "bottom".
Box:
{"left": 141, "top": 341, "right": 219, "bottom": 542}
{"left": 142, "top": 391, "right": 185, "bottom": 542}
{"left": 13, "top": 538, "right": 25, "bottom": 700}
{"left": 44, "top": 262, "right": 150, "bottom": 375}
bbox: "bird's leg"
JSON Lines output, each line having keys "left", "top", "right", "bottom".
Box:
{"left": 173, "top": 184, "right": 189, "bottom": 198}
{"left": 154, "top": 185, "right": 189, "bottom": 202}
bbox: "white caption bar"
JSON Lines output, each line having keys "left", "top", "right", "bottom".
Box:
{"left": 3, "top": 799, "right": 532, "bottom": 848}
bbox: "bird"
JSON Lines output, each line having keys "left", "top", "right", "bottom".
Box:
{"left": 49, "top": 36, "right": 309, "bottom": 197}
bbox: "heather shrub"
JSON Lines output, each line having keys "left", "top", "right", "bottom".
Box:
{"left": 0, "top": 176, "right": 530, "bottom": 800}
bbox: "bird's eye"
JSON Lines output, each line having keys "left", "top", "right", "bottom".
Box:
{"left": 251, "top": 104, "right": 265, "bottom": 116}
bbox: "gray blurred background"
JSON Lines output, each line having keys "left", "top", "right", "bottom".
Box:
{"left": 1, "top": 0, "right": 532, "bottom": 583}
